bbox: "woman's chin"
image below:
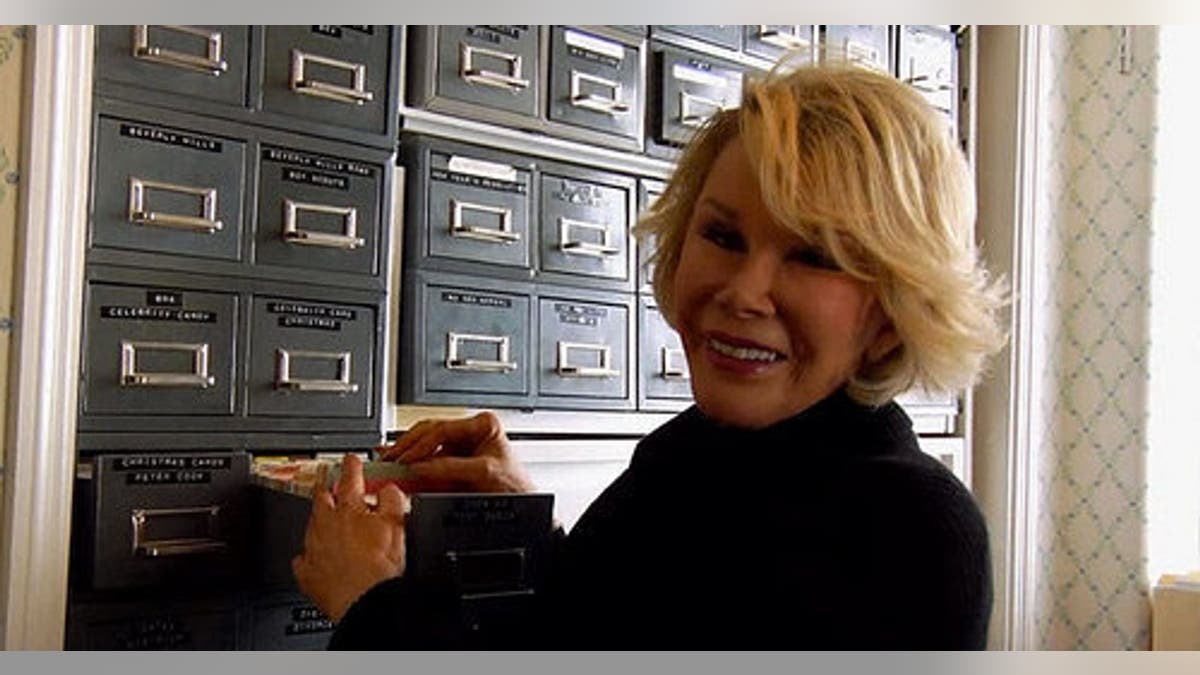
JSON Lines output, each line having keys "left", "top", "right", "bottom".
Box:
{"left": 693, "top": 395, "right": 787, "bottom": 430}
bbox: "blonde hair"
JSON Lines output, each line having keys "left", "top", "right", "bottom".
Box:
{"left": 635, "top": 63, "right": 1007, "bottom": 405}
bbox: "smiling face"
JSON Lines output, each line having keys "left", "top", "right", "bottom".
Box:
{"left": 671, "top": 137, "right": 898, "bottom": 429}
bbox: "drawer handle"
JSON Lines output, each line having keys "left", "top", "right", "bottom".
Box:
{"left": 904, "top": 68, "right": 954, "bottom": 93}
{"left": 459, "top": 43, "right": 530, "bottom": 91}
{"left": 283, "top": 199, "right": 365, "bottom": 250}
{"left": 128, "top": 177, "right": 223, "bottom": 234}
{"left": 679, "top": 90, "right": 726, "bottom": 128}
{"left": 660, "top": 346, "right": 690, "bottom": 380}
{"left": 446, "top": 333, "right": 518, "bottom": 373}
{"left": 569, "top": 71, "right": 630, "bottom": 116}
{"left": 559, "top": 217, "right": 619, "bottom": 258}
{"left": 290, "top": 49, "right": 374, "bottom": 105}
{"left": 132, "top": 25, "right": 229, "bottom": 75}
{"left": 449, "top": 199, "right": 520, "bottom": 244}
{"left": 131, "top": 506, "right": 227, "bottom": 557}
{"left": 557, "top": 341, "right": 619, "bottom": 378}
{"left": 756, "top": 26, "right": 811, "bottom": 51}
{"left": 446, "top": 546, "right": 528, "bottom": 596}
{"left": 275, "top": 348, "right": 359, "bottom": 394}
{"left": 120, "top": 340, "right": 216, "bottom": 389}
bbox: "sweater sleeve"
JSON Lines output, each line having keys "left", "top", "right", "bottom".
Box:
{"left": 326, "top": 576, "right": 459, "bottom": 650}
{"left": 833, "top": 457, "right": 993, "bottom": 649}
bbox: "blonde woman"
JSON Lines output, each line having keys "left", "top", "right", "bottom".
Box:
{"left": 294, "top": 63, "right": 1007, "bottom": 649}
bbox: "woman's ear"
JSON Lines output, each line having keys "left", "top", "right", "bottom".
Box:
{"left": 864, "top": 322, "right": 901, "bottom": 365}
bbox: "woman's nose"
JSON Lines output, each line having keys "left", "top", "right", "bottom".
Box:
{"left": 714, "top": 255, "right": 777, "bottom": 318}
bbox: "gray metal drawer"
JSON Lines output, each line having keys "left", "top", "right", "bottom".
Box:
{"left": 78, "top": 452, "right": 249, "bottom": 591}
{"left": 254, "top": 145, "right": 382, "bottom": 276}
{"left": 83, "top": 284, "right": 237, "bottom": 417}
{"left": 246, "top": 296, "right": 376, "bottom": 418}
{"left": 822, "top": 25, "right": 893, "bottom": 74}
{"left": 656, "top": 25, "right": 742, "bottom": 52}
{"left": 422, "top": 283, "right": 532, "bottom": 397}
{"left": 539, "top": 170, "right": 632, "bottom": 284}
{"left": 636, "top": 178, "right": 665, "bottom": 291}
{"left": 537, "top": 295, "right": 630, "bottom": 402}
{"left": 261, "top": 26, "right": 392, "bottom": 136}
{"left": 742, "top": 24, "right": 816, "bottom": 63}
{"left": 638, "top": 296, "right": 692, "bottom": 409}
{"left": 432, "top": 25, "right": 540, "bottom": 118}
{"left": 897, "top": 25, "right": 958, "bottom": 128}
{"left": 547, "top": 26, "right": 642, "bottom": 142}
{"left": 92, "top": 116, "right": 245, "bottom": 261}
{"left": 246, "top": 593, "right": 333, "bottom": 651}
{"left": 654, "top": 46, "right": 744, "bottom": 146}
{"left": 607, "top": 25, "right": 648, "bottom": 38}
{"left": 67, "top": 598, "right": 240, "bottom": 650}
{"left": 424, "top": 146, "right": 533, "bottom": 270}
{"left": 96, "top": 25, "right": 249, "bottom": 108}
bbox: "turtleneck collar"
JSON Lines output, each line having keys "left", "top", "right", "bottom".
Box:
{"left": 678, "top": 387, "right": 915, "bottom": 461}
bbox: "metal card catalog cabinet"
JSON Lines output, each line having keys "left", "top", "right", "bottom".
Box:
{"left": 897, "top": 25, "right": 958, "bottom": 135}
{"left": 654, "top": 25, "right": 742, "bottom": 52}
{"left": 636, "top": 178, "right": 664, "bottom": 292}
{"left": 91, "top": 116, "right": 245, "bottom": 262}
{"left": 95, "top": 25, "right": 250, "bottom": 109}
{"left": 408, "top": 25, "right": 541, "bottom": 121}
{"left": 638, "top": 296, "right": 691, "bottom": 411}
{"left": 822, "top": 25, "right": 893, "bottom": 73}
{"left": 403, "top": 271, "right": 535, "bottom": 408}
{"left": 896, "top": 389, "right": 961, "bottom": 435}
{"left": 538, "top": 162, "right": 635, "bottom": 291}
{"left": 83, "top": 284, "right": 237, "bottom": 417}
{"left": 652, "top": 44, "right": 745, "bottom": 147}
{"left": 537, "top": 289, "right": 633, "bottom": 410}
{"left": 260, "top": 26, "right": 396, "bottom": 137}
{"left": 247, "top": 296, "right": 376, "bottom": 419}
{"left": 405, "top": 136, "right": 535, "bottom": 273}
{"left": 73, "top": 452, "right": 249, "bottom": 590}
{"left": 742, "top": 25, "right": 817, "bottom": 63}
{"left": 547, "top": 26, "right": 643, "bottom": 145}
{"left": 254, "top": 143, "right": 384, "bottom": 277}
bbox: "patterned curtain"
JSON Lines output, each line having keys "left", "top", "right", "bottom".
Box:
{"left": 1031, "top": 26, "right": 1158, "bottom": 650}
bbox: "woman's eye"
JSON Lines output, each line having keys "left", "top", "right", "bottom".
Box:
{"left": 787, "top": 246, "right": 841, "bottom": 271}
{"left": 701, "top": 224, "right": 745, "bottom": 252}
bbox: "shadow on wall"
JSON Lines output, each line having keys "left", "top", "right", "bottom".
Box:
{"left": 0, "top": 25, "right": 30, "bottom": 489}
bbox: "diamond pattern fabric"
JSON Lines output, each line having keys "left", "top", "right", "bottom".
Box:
{"left": 1032, "top": 26, "right": 1157, "bottom": 650}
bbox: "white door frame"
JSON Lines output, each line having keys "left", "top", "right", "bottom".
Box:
{"left": 0, "top": 25, "right": 92, "bottom": 650}
{"left": 973, "top": 24, "right": 1050, "bottom": 650}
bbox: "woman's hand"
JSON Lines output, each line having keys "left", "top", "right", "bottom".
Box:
{"left": 292, "top": 453, "right": 409, "bottom": 623}
{"left": 378, "top": 411, "right": 535, "bottom": 494}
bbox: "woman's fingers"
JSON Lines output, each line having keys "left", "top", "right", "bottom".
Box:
{"left": 291, "top": 555, "right": 310, "bottom": 589}
{"left": 408, "top": 456, "right": 493, "bottom": 488}
{"left": 376, "top": 483, "right": 410, "bottom": 521}
{"left": 333, "top": 453, "right": 366, "bottom": 505}
{"left": 393, "top": 427, "right": 449, "bottom": 463}
{"left": 376, "top": 419, "right": 438, "bottom": 460}
{"left": 304, "top": 484, "right": 335, "bottom": 552}
{"left": 375, "top": 484, "right": 409, "bottom": 564}
{"left": 394, "top": 412, "right": 506, "bottom": 462}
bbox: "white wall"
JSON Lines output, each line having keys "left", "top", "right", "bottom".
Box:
{"left": 1145, "top": 25, "right": 1200, "bottom": 585}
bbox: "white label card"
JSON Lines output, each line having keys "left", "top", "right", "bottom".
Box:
{"left": 448, "top": 156, "right": 519, "bottom": 182}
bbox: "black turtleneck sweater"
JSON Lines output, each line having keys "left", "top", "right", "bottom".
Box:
{"left": 329, "top": 391, "right": 992, "bottom": 649}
